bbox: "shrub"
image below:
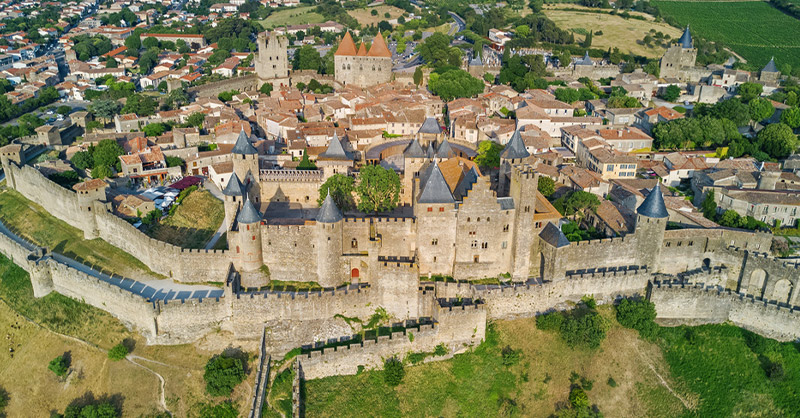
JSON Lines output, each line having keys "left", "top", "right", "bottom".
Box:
{"left": 383, "top": 357, "right": 405, "bottom": 387}
{"left": 197, "top": 400, "right": 238, "bottom": 418}
{"left": 581, "top": 295, "right": 597, "bottom": 309}
{"left": 616, "top": 298, "right": 658, "bottom": 339}
{"left": 501, "top": 346, "right": 520, "bottom": 366}
{"left": 568, "top": 387, "right": 589, "bottom": 409}
{"left": 607, "top": 377, "right": 617, "bottom": 387}
{"left": 204, "top": 353, "right": 245, "bottom": 396}
{"left": 141, "top": 209, "right": 162, "bottom": 225}
{"left": 536, "top": 312, "right": 563, "bottom": 331}
{"left": 108, "top": 343, "right": 128, "bottom": 361}
{"left": 48, "top": 355, "right": 69, "bottom": 377}
{"left": 561, "top": 309, "right": 608, "bottom": 349}
{"left": 433, "top": 343, "right": 447, "bottom": 357}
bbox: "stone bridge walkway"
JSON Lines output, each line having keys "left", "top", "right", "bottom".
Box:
{"left": 0, "top": 219, "right": 224, "bottom": 302}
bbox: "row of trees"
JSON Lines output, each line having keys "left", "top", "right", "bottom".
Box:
{"left": 317, "top": 166, "right": 401, "bottom": 213}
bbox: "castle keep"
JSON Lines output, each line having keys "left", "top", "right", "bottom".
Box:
{"left": 334, "top": 32, "right": 393, "bottom": 88}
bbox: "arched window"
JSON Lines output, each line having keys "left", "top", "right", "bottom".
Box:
{"left": 471, "top": 240, "right": 478, "bottom": 248}
{"left": 351, "top": 238, "right": 358, "bottom": 249}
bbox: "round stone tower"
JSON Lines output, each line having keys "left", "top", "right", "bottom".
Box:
{"left": 315, "top": 192, "right": 344, "bottom": 287}
{"left": 236, "top": 196, "right": 264, "bottom": 287}
{"left": 221, "top": 172, "right": 245, "bottom": 231}
{"left": 635, "top": 183, "right": 669, "bottom": 271}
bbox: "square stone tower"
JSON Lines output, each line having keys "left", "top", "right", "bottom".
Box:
{"left": 255, "top": 31, "right": 289, "bottom": 87}
{"left": 660, "top": 26, "right": 697, "bottom": 81}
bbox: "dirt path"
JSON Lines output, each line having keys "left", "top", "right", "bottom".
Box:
{"left": 126, "top": 356, "right": 169, "bottom": 413}
{"left": 635, "top": 344, "right": 692, "bottom": 410}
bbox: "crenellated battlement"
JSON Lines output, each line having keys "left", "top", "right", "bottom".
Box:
{"left": 259, "top": 169, "right": 325, "bottom": 182}
{"left": 235, "top": 285, "right": 370, "bottom": 300}
{"left": 571, "top": 236, "right": 631, "bottom": 247}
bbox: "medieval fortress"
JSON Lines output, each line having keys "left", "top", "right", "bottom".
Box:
{"left": 0, "top": 29, "right": 798, "bottom": 380}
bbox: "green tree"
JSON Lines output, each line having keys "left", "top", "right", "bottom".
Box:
{"left": 57, "top": 105, "right": 72, "bottom": 116}
{"left": 538, "top": 176, "right": 555, "bottom": 197}
{"left": 293, "top": 45, "right": 322, "bottom": 71}
{"left": 91, "top": 164, "right": 112, "bottom": 179}
{"left": 93, "top": 139, "right": 125, "bottom": 169}
{"left": 297, "top": 150, "right": 317, "bottom": 170}
{"left": 701, "top": 189, "right": 717, "bottom": 219}
{"left": 554, "top": 87, "right": 580, "bottom": 104}
{"left": 124, "top": 33, "right": 141, "bottom": 51}
{"left": 516, "top": 25, "right": 531, "bottom": 37}
{"left": 197, "top": 401, "right": 238, "bottom": 418}
{"left": 738, "top": 82, "right": 763, "bottom": 102}
{"left": 63, "top": 400, "right": 118, "bottom": 418}
{"left": 417, "top": 33, "right": 461, "bottom": 68}
{"left": 758, "top": 123, "right": 798, "bottom": 159}
{"left": 143, "top": 36, "right": 159, "bottom": 49}
{"left": 259, "top": 82, "right": 273, "bottom": 95}
{"left": 89, "top": 98, "right": 121, "bottom": 124}
{"left": 719, "top": 209, "right": 743, "bottom": 228}
{"left": 105, "top": 57, "right": 118, "bottom": 68}
{"left": 529, "top": 0, "right": 544, "bottom": 13}
{"left": 383, "top": 358, "right": 405, "bottom": 386}
{"left": 569, "top": 387, "right": 590, "bottom": 409}
{"left": 187, "top": 112, "right": 205, "bottom": 128}
{"left": 143, "top": 123, "right": 167, "bottom": 137}
{"left": 660, "top": 85, "right": 681, "bottom": 102}
{"left": 48, "top": 355, "right": 69, "bottom": 377}
{"left": 781, "top": 107, "right": 800, "bottom": 129}
{"left": 141, "top": 209, "right": 161, "bottom": 225}
{"left": 581, "top": 31, "right": 592, "bottom": 48}
{"left": 204, "top": 353, "right": 245, "bottom": 397}
{"left": 71, "top": 150, "right": 94, "bottom": 170}
{"left": 474, "top": 140, "right": 503, "bottom": 168}
{"left": 428, "top": 69, "right": 484, "bottom": 102}
{"left": 413, "top": 66, "right": 423, "bottom": 86}
{"left": 615, "top": 298, "right": 658, "bottom": 339}
{"left": 749, "top": 98, "right": 775, "bottom": 122}
{"left": 108, "top": 343, "right": 128, "bottom": 361}
{"left": 121, "top": 94, "right": 156, "bottom": 116}
{"left": 356, "top": 165, "right": 401, "bottom": 213}
{"left": 318, "top": 174, "right": 355, "bottom": 211}
{"left": 166, "top": 156, "right": 184, "bottom": 168}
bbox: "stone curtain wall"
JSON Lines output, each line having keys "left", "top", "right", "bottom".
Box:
{"left": 2, "top": 161, "right": 232, "bottom": 283}
{"left": 186, "top": 74, "right": 259, "bottom": 99}
{"left": 651, "top": 282, "right": 800, "bottom": 342}
{"left": 299, "top": 304, "right": 486, "bottom": 380}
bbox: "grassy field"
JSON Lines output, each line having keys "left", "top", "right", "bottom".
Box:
{"left": 146, "top": 189, "right": 224, "bottom": 249}
{"left": 304, "top": 306, "right": 800, "bottom": 417}
{"left": 543, "top": 6, "right": 682, "bottom": 58}
{"left": 0, "top": 188, "right": 157, "bottom": 279}
{"left": 0, "top": 254, "right": 253, "bottom": 416}
{"left": 305, "top": 306, "right": 686, "bottom": 417}
{"left": 258, "top": 6, "right": 326, "bottom": 29}
{"left": 347, "top": 5, "right": 406, "bottom": 26}
{"left": 653, "top": 0, "right": 800, "bottom": 67}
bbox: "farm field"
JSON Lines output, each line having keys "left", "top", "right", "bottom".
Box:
{"left": 304, "top": 308, "right": 800, "bottom": 417}
{"left": 653, "top": 0, "right": 800, "bottom": 67}
{"left": 258, "top": 6, "right": 326, "bottom": 29}
{"left": 543, "top": 6, "right": 682, "bottom": 58}
{"left": 347, "top": 5, "right": 406, "bottom": 26}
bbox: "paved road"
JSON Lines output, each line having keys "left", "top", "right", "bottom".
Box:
{"left": 448, "top": 12, "right": 466, "bottom": 34}
{"left": 2, "top": 100, "right": 90, "bottom": 127}
{"left": 203, "top": 178, "right": 228, "bottom": 250}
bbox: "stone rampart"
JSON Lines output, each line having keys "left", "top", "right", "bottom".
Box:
{"left": 299, "top": 304, "right": 485, "bottom": 380}
{"left": 151, "top": 296, "right": 230, "bottom": 344}
{"left": 651, "top": 282, "right": 800, "bottom": 342}
{"left": 187, "top": 74, "right": 259, "bottom": 98}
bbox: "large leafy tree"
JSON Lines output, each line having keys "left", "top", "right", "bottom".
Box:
{"left": 660, "top": 85, "right": 681, "bottom": 102}
{"left": 428, "top": 69, "right": 484, "bottom": 102}
{"left": 757, "top": 123, "right": 798, "bottom": 159}
{"left": 293, "top": 45, "right": 322, "bottom": 71}
{"left": 781, "top": 107, "right": 800, "bottom": 129}
{"left": 738, "top": 82, "right": 763, "bottom": 102}
{"left": 89, "top": 98, "right": 121, "bottom": 124}
{"left": 748, "top": 98, "right": 775, "bottom": 122}
{"left": 121, "top": 94, "right": 156, "bottom": 116}
{"left": 356, "top": 165, "right": 401, "bottom": 213}
{"left": 93, "top": 139, "right": 124, "bottom": 170}
{"left": 318, "top": 174, "right": 356, "bottom": 211}
{"left": 474, "top": 140, "right": 503, "bottom": 168}
{"left": 417, "top": 33, "right": 461, "bottom": 68}
{"left": 203, "top": 353, "right": 245, "bottom": 397}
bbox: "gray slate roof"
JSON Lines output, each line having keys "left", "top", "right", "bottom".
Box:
{"left": 426, "top": 142, "right": 436, "bottom": 159}
{"left": 575, "top": 51, "right": 593, "bottom": 66}
{"left": 469, "top": 52, "right": 483, "bottom": 66}
{"left": 237, "top": 197, "right": 261, "bottom": 224}
{"left": 501, "top": 130, "right": 530, "bottom": 159}
{"left": 319, "top": 132, "right": 352, "bottom": 160}
{"left": 232, "top": 128, "right": 258, "bottom": 155}
{"left": 418, "top": 117, "right": 442, "bottom": 134}
{"left": 222, "top": 172, "right": 244, "bottom": 196}
{"left": 540, "top": 222, "right": 570, "bottom": 248}
{"left": 679, "top": 26, "right": 693, "bottom": 49}
{"left": 762, "top": 57, "right": 778, "bottom": 74}
{"left": 418, "top": 160, "right": 455, "bottom": 204}
{"left": 637, "top": 183, "right": 669, "bottom": 219}
{"left": 316, "top": 191, "right": 343, "bottom": 223}
{"left": 436, "top": 138, "right": 456, "bottom": 159}
{"left": 453, "top": 166, "right": 479, "bottom": 200}
{"left": 497, "top": 196, "right": 515, "bottom": 210}
{"left": 403, "top": 138, "right": 426, "bottom": 158}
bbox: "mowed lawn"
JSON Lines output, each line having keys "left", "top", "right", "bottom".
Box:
{"left": 146, "top": 189, "right": 224, "bottom": 249}
{"left": 0, "top": 188, "right": 156, "bottom": 279}
{"left": 347, "top": 5, "right": 406, "bottom": 26}
{"left": 653, "top": 0, "right": 800, "bottom": 67}
{"left": 544, "top": 7, "right": 682, "bottom": 58}
{"left": 258, "top": 6, "right": 326, "bottom": 29}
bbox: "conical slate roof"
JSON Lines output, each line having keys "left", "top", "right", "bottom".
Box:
{"left": 367, "top": 32, "right": 391, "bottom": 58}
{"left": 222, "top": 172, "right": 244, "bottom": 196}
{"left": 317, "top": 191, "right": 343, "bottom": 223}
{"left": 403, "top": 138, "right": 426, "bottom": 158}
{"left": 469, "top": 52, "right": 483, "bottom": 66}
{"left": 762, "top": 57, "right": 778, "bottom": 73}
{"left": 232, "top": 128, "right": 258, "bottom": 155}
{"left": 679, "top": 25, "right": 692, "bottom": 49}
{"left": 418, "top": 160, "right": 455, "bottom": 204}
{"left": 540, "top": 222, "right": 571, "bottom": 248}
{"left": 335, "top": 32, "right": 357, "bottom": 56}
{"left": 453, "top": 166, "right": 479, "bottom": 200}
{"left": 575, "top": 51, "right": 593, "bottom": 66}
{"left": 436, "top": 138, "right": 455, "bottom": 159}
{"left": 237, "top": 196, "right": 261, "bottom": 224}
{"left": 501, "top": 130, "right": 530, "bottom": 159}
{"left": 418, "top": 117, "right": 442, "bottom": 134}
{"left": 319, "top": 132, "right": 352, "bottom": 160}
{"left": 425, "top": 142, "right": 436, "bottom": 159}
{"left": 637, "top": 183, "right": 669, "bottom": 219}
